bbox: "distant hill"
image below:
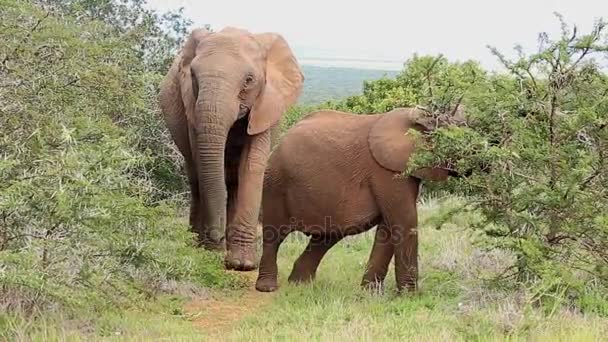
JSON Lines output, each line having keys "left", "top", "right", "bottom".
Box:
{"left": 298, "top": 65, "right": 399, "bottom": 105}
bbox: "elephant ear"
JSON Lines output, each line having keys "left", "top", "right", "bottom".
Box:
{"left": 248, "top": 33, "right": 304, "bottom": 135}
{"left": 177, "top": 28, "right": 212, "bottom": 122}
{"left": 368, "top": 107, "right": 450, "bottom": 181}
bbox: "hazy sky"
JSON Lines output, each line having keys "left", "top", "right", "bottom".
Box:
{"left": 146, "top": 0, "right": 608, "bottom": 70}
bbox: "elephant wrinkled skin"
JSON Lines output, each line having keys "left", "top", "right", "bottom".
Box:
{"left": 255, "top": 107, "right": 462, "bottom": 292}
{"left": 158, "top": 27, "right": 304, "bottom": 271}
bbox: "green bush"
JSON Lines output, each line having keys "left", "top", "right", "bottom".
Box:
{"left": 403, "top": 17, "right": 608, "bottom": 293}
{"left": 0, "top": 0, "right": 243, "bottom": 321}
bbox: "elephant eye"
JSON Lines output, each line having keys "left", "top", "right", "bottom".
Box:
{"left": 243, "top": 74, "right": 255, "bottom": 88}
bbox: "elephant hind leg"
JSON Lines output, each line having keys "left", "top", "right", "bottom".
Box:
{"left": 361, "top": 221, "right": 394, "bottom": 292}
{"left": 288, "top": 233, "right": 343, "bottom": 284}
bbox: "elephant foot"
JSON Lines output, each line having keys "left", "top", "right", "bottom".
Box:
{"left": 287, "top": 271, "right": 315, "bottom": 284}
{"left": 201, "top": 240, "right": 225, "bottom": 252}
{"left": 255, "top": 276, "right": 278, "bottom": 292}
{"left": 224, "top": 245, "right": 258, "bottom": 271}
{"left": 196, "top": 229, "right": 226, "bottom": 251}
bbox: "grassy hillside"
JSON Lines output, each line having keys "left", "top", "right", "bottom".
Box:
{"left": 299, "top": 65, "right": 399, "bottom": 105}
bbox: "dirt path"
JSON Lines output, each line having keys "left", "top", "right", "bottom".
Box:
{"left": 184, "top": 271, "right": 275, "bottom": 337}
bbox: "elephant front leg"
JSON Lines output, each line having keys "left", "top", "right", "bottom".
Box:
{"left": 389, "top": 184, "right": 420, "bottom": 293}
{"left": 255, "top": 223, "right": 290, "bottom": 292}
{"left": 361, "top": 222, "right": 394, "bottom": 292}
{"left": 392, "top": 221, "right": 418, "bottom": 292}
{"left": 186, "top": 161, "right": 206, "bottom": 247}
{"left": 224, "top": 130, "right": 272, "bottom": 271}
{"left": 374, "top": 177, "right": 420, "bottom": 293}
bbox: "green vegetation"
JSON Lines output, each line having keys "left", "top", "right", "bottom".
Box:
{"left": 1, "top": 0, "right": 244, "bottom": 339}
{"left": 2, "top": 296, "right": 206, "bottom": 340}
{"left": 1, "top": 0, "right": 606, "bottom": 339}
{"left": 225, "top": 199, "right": 608, "bottom": 341}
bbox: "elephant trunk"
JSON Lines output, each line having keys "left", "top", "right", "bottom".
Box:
{"left": 193, "top": 74, "right": 239, "bottom": 249}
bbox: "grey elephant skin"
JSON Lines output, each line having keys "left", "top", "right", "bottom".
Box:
{"left": 158, "top": 26, "right": 304, "bottom": 271}
{"left": 255, "top": 107, "right": 462, "bottom": 292}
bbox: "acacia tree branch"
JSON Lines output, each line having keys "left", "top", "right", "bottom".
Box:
{"left": 523, "top": 63, "right": 539, "bottom": 91}
{"left": 569, "top": 25, "right": 578, "bottom": 44}
{"left": 450, "top": 94, "right": 465, "bottom": 117}
{"left": 568, "top": 20, "right": 607, "bottom": 73}
{"left": 568, "top": 46, "right": 591, "bottom": 72}
{"left": 425, "top": 59, "right": 438, "bottom": 103}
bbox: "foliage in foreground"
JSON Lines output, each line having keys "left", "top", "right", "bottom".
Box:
{"left": 0, "top": 0, "right": 243, "bottom": 327}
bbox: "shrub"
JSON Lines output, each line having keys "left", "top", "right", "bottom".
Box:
{"left": 403, "top": 15, "right": 608, "bottom": 301}
{"left": 0, "top": 0, "right": 243, "bottom": 319}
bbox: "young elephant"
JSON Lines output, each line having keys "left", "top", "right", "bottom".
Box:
{"left": 255, "top": 107, "right": 461, "bottom": 293}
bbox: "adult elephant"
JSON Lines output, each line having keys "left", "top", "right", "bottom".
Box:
{"left": 158, "top": 27, "right": 304, "bottom": 271}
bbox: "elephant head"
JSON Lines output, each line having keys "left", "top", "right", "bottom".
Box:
{"left": 164, "top": 27, "right": 304, "bottom": 246}
{"left": 368, "top": 107, "right": 466, "bottom": 181}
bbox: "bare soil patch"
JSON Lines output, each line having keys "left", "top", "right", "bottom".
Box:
{"left": 184, "top": 271, "right": 274, "bottom": 336}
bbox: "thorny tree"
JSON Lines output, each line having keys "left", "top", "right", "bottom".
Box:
{"left": 406, "top": 14, "right": 608, "bottom": 293}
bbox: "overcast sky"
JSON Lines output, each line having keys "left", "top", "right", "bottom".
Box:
{"left": 146, "top": 0, "right": 608, "bottom": 70}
